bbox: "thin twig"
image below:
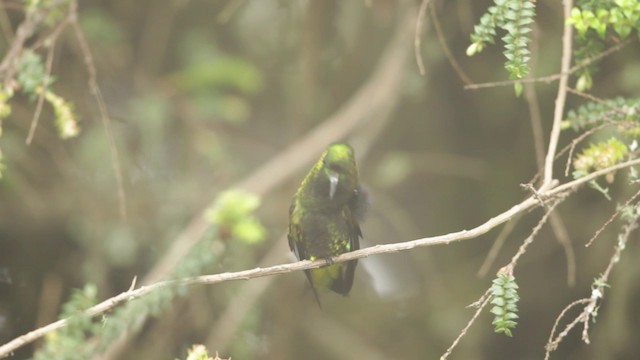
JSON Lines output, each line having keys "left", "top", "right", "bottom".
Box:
{"left": 28, "top": 4, "right": 74, "bottom": 52}
{"left": 477, "top": 203, "right": 565, "bottom": 353}
{"left": 0, "top": 10, "right": 39, "bottom": 87}
{"left": 440, "top": 289, "right": 492, "bottom": 360}
{"left": 530, "top": 122, "right": 615, "bottom": 186}
{"left": 522, "top": 27, "right": 575, "bottom": 284}
{"left": 544, "top": 202, "right": 639, "bottom": 358}
{"left": 25, "top": 43, "right": 54, "bottom": 145}
{"left": 564, "top": 122, "right": 615, "bottom": 177}
{"left": 429, "top": 2, "right": 473, "bottom": 85}
{"left": 0, "top": 0, "right": 69, "bottom": 83}
{"left": 600, "top": 215, "right": 638, "bottom": 280}
{"left": 482, "top": 32, "right": 543, "bottom": 274}
{"left": 505, "top": 199, "right": 562, "bottom": 271}
{"left": 0, "top": 2, "right": 15, "bottom": 44}
{"left": 549, "top": 213, "right": 576, "bottom": 286}
{"left": 464, "top": 38, "right": 632, "bottom": 90}
{"left": 205, "top": 236, "right": 289, "bottom": 351}
{"left": 414, "top": 0, "right": 431, "bottom": 75}
{"left": 543, "top": 0, "right": 573, "bottom": 187}
{"left": 68, "top": 1, "right": 127, "bottom": 219}
{"left": 566, "top": 87, "right": 631, "bottom": 117}
{"left": 24, "top": 8, "right": 72, "bottom": 145}
{"left": 585, "top": 187, "right": 640, "bottom": 247}
{"left": 477, "top": 214, "right": 520, "bottom": 278}
{"left": 544, "top": 298, "right": 591, "bottom": 359}
{"left": 523, "top": 22, "right": 545, "bottom": 174}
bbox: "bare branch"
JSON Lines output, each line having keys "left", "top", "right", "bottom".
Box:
{"left": 564, "top": 121, "right": 616, "bottom": 177}
{"left": 543, "top": 0, "right": 574, "bottom": 186}
{"left": 586, "top": 187, "right": 640, "bottom": 247}
{"left": 549, "top": 213, "right": 576, "bottom": 286}
{"left": 440, "top": 289, "right": 492, "bottom": 360}
{"left": 523, "top": 22, "right": 545, "bottom": 173}
{"left": 414, "top": 0, "right": 431, "bottom": 75}
{"left": 205, "top": 236, "right": 289, "bottom": 351}
{"left": 25, "top": 43, "right": 54, "bottom": 145}
{"left": 544, "top": 298, "right": 591, "bottom": 359}
{"left": 429, "top": 2, "right": 473, "bottom": 85}
{"left": 464, "top": 38, "right": 633, "bottom": 91}
{"left": 544, "top": 201, "right": 639, "bottom": 358}
{"left": 477, "top": 214, "right": 520, "bottom": 278}
{"left": 504, "top": 199, "right": 562, "bottom": 273}
{"left": 68, "top": 0, "right": 128, "bottom": 219}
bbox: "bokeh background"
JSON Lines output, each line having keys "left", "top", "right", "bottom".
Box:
{"left": 1, "top": 0, "right": 640, "bottom": 359}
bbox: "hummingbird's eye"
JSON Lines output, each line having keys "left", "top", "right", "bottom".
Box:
{"left": 325, "top": 160, "right": 340, "bottom": 172}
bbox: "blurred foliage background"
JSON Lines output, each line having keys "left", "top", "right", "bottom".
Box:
{"left": 1, "top": 0, "right": 640, "bottom": 359}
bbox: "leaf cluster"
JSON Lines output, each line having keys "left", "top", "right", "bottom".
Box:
{"left": 490, "top": 273, "right": 520, "bottom": 337}
{"left": 206, "top": 189, "right": 266, "bottom": 244}
{"left": 178, "top": 344, "right": 228, "bottom": 360}
{"left": 467, "top": 0, "right": 536, "bottom": 94}
{"left": 574, "top": 137, "right": 629, "bottom": 176}
{"left": 17, "top": 51, "right": 53, "bottom": 98}
{"left": 563, "top": 97, "right": 640, "bottom": 132}
{"left": 563, "top": 97, "right": 639, "bottom": 199}
{"left": 15, "top": 51, "right": 80, "bottom": 139}
{"left": 568, "top": 0, "right": 640, "bottom": 90}
{"left": 32, "top": 226, "right": 223, "bottom": 359}
{"left": 569, "top": 0, "right": 640, "bottom": 39}
{"left": 33, "top": 285, "right": 99, "bottom": 360}
{"left": 572, "top": 137, "right": 631, "bottom": 200}
{"left": 30, "top": 186, "right": 269, "bottom": 358}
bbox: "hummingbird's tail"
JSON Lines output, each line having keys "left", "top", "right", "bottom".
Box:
{"left": 303, "top": 269, "right": 323, "bottom": 309}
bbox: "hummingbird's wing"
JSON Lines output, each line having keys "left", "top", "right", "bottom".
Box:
{"left": 328, "top": 207, "right": 361, "bottom": 295}
{"left": 328, "top": 185, "right": 367, "bottom": 294}
{"left": 287, "top": 203, "right": 305, "bottom": 259}
{"left": 288, "top": 202, "right": 323, "bottom": 307}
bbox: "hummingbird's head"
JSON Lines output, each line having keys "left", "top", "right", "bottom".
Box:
{"left": 321, "top": 143, "right": 359, "bottom": 201}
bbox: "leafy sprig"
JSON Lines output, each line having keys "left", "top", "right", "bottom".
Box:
{"left": 33, "top": 285, "right": 99, "bottom": 360}
{"left": 568, "top": 0, "right": 640, "bottom": 90}
{"left": 206, "top": 189, "right": 266, "bottom": 244}
{"left": 16, "top": 51, "right": 80, "bottom": 139}
{"left": 573, "top": 137, "right": 631, "bottom": 200}
{"left": 573, "top": 137, "right": 629, "bottom": 176}
{"left": 562, "top": 97, "right": 640, "bottom": 132}
{"left": 490, "top": 272, "right": 520, "bottom": 337}
{"left": 467, "top": 0, "right": 536, "bottom": 95}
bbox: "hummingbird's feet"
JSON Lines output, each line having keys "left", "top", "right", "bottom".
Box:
{"left": 324, "top": 257, "right": 334, "bottom": 266}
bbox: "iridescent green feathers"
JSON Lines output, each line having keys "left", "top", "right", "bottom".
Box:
{"left": 288, "top": 143, "right": 366, "bottom": 306}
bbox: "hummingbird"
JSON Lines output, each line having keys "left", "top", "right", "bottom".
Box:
{"left": 288, "top": 143, "right": 367, "bottom": 306}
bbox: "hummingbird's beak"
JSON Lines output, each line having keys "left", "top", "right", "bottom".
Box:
{"left": 328, "top": 172, "right": 339, "bottom": 199}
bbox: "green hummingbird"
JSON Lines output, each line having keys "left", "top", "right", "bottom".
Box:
{"left": 288, "top": 143, "right": 367, "bottom": 306}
